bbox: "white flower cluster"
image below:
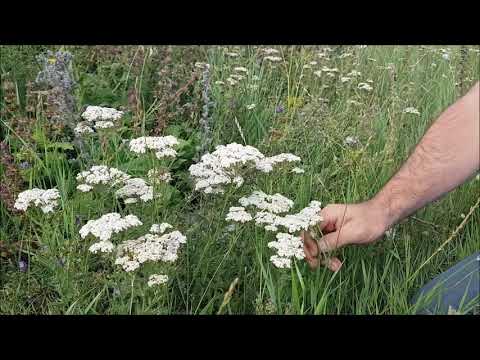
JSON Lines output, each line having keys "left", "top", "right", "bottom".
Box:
{"left": 262, "top": 48, "right": 280, "bottom": 55}
{"left": 268, "top": 233, "right": 305, "bottom": 269}
{"left": 260, "top": 48, "right": 282, "bottom": 62}
{"left": 14, "top": 188, "right": 60, "bottom": 213}
{"left": 358, "top": 82, "right": 373, "bottom": 91}
{"left": 347, "top": 70, "right": 362, "bottom": 77}
{"left": 75, "top": 106, "right": 124, "bottom": 134}
{"left": 321, "top": 66, "right": 340, "bottom": 73}
{"left": 291, "top": 167, "right": 305, "bottom": 174}
{"left": 74, "top": 122, "right": 94, "bottom": 135}
{"left": 147, "top": 169, "right": 173, "bottom": 184}
{"left": 194, "top": 62, "right": 210, "bottom": 70}
{"left": 189, "top": 143, "right": 263, "bottom": 194}
{"left": 115, "top": 178, "right": 154, "bottom": 204}
{"left": 224, "top": 70, "right": 248, "bottom": 86}
{"left": 264, "top": 56, "right": 282, "bottom": 62}
{"left": 344, "top": 136, "right": 360, "bottom": 147}
{"left": 89, "top": 240, "right": 115, "bottom": 254}
{"left": 226, "top": 191, "right": 322, "bottom": 233}
{"left": 82, "top": 106, "right": 125, "bottom": 122}
{"left": 189, "top": 143, "right": 301, "bottom": 194}
{"left": 403, "top": 107, "right": 421, "bottom": 115}
{"left": 128, "top": 136, "right": 179, "bottom": 159}
{"left": 239, "top": 191, "right": 294, "bottom": 214}
{"left": 273, "top": 201, "right": 323, "bottom": 233}
{"left": 225, "top": 206, "right": 253, "bottom": 223}
{"left": 115, "top": 230, "right": 187, "bottom": 272}
{"left": 255, "top": 153, "right": 301, "bottom": 173}
{"left": 148, "top": 274, "right": 169, "bottom": 287}
{"left": 150, "top": 222, "right": 173, "bottom": 234}
{"left": 80, "top": 212, "right": 142, "bottom": 242}
{"left": 234, "top": 66, "right": 248, "bottom": 73}
{"left": 76, "top": 165, "right": 131, "bottom": 192}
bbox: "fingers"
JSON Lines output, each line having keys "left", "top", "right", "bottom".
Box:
{"left": 306, "top": 254, "right": 320, "bottom": 269}
{"left": 317, "top": 231, "right": 345, "bottom": 254}
{"left": 321, "top": 257, "right": 343, "bottom": 272}
{"left": 319, "top": 204, "right": 346, "bottom": 233}
{"left": 302, "top": 231, "right": 319, "bottom": 269}
{"left": 301, "top": 230, "right": 318, "bottom": 258}
{"left": 302, "top": 230, "right": 344, "bottom": 271}
{"left": 306, "top": 255, "right": 343, "bottom": 272}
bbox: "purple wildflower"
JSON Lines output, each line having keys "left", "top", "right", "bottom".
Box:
{"left": 19, "top": 161, "right": 31, "bottom": 170}
{"left": 275, "top": 105, "right": 284, "bottom": 113}
{"left": 18, "top": 260, "right": 27, "bottom": 272}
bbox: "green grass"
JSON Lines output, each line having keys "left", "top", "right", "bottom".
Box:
{"left": 1, "top": 45, "right": 479, "bottom": 314}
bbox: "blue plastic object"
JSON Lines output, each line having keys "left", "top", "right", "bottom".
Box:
{"left": 412, "top": 251, "right": 480, "bottom": 314}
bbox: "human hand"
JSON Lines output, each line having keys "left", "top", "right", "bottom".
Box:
{"left": 302, "top": 200, "right": 388, "bottom": 271}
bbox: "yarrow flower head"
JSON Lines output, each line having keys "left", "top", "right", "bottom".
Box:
{"left": 82, "top": 106, "right": 124, "bottom": 122}
{"left": 226, "top": 77, "right": 238, "bottom": 86}
{"left": 147, "top": 169, "right": 172, "bottom": 184}
{"left": 291, "top": 167, "right": 305, "bottom": 174}
{"left": 273, "top": 201, "right": 323, "bottom": 234}
{"left": 234, "top": 66, "right": 248, "bottom": 73}
{"left": 189, "top": 143, "right": 302, "bottom": 195}
{"left": 268, "top": 233, "right": 305, "bottom": 269}
{"left": 225, "top": 206, "right": 253, "bottom": 223}
{"left": 14, "top": 188, "right": 60, "bottom": 213}
{"left": 150, "top": 222, "right": 173, "bottom": 234}
{"left": 88, "top": 240, "right": 115, "bottom": 254}
{"left": 189, "top": 143, "right": 265, "bottom": 194}
{"left": 262, "top": 48, "right": 280, "bottom": 55}
{"left": 148, "top": 274, "right": 169, "bottom": 287}
{"left": 347, "top": 70, "right": 362, "bottom": 77}
{"left": 79, "top": 212, "right": 142, "bottom": 242}
{"left": 232, "top": 195, "right": 322, "bottom": 234}
{"left": 230, "top": 74, "right": 245, "bottom": 81}
{"left": 358, "top": 82, "right": 373, "bottom": 91}
{"left": 403, "top": 107, "right": 421, "bottom": 115}
{"left": 264, "top": 56, "right": 282, "bottom": 62}
{"left": 74, "top": 122, "right": 94, "bottom": 135}
{"left": 115, "top": 178, "right": 154, "bottom": 204}
{"left": 129, "top": 136, "right": 179, "bottom": 160}
{"left": 344, "top": 136, "right": 360, "bottom": 147}
{"left": 239, "top": 191, "right": 294, "bottom": 214}
{"left": 115, "top": 230, "right": 187, "bottom": 272}
{"left": 76, "top": 165, "right": 131, "bottom": 192}
{"left": 255, "top": 153, "right": 301, "bottom": 173}
{"left": 224, "top": 191, "right": 323, "bottom": 269}
{"left": 77, "top": 106, "right": 124, "bottom": 133}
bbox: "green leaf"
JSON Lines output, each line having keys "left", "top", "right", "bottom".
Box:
{"left": 47, "top": 142, "right": 74, "bottom": 151}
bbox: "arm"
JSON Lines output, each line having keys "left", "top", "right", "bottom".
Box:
{"left": 374, "top": 81, "right": 479, "bottom": 230}
{"left": 303, "top": 82, "right": 480, "bottom": 271}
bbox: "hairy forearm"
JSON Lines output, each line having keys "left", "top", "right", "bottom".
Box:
{"left": 372, "top": 82, "right": 479, "bottom": 230}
